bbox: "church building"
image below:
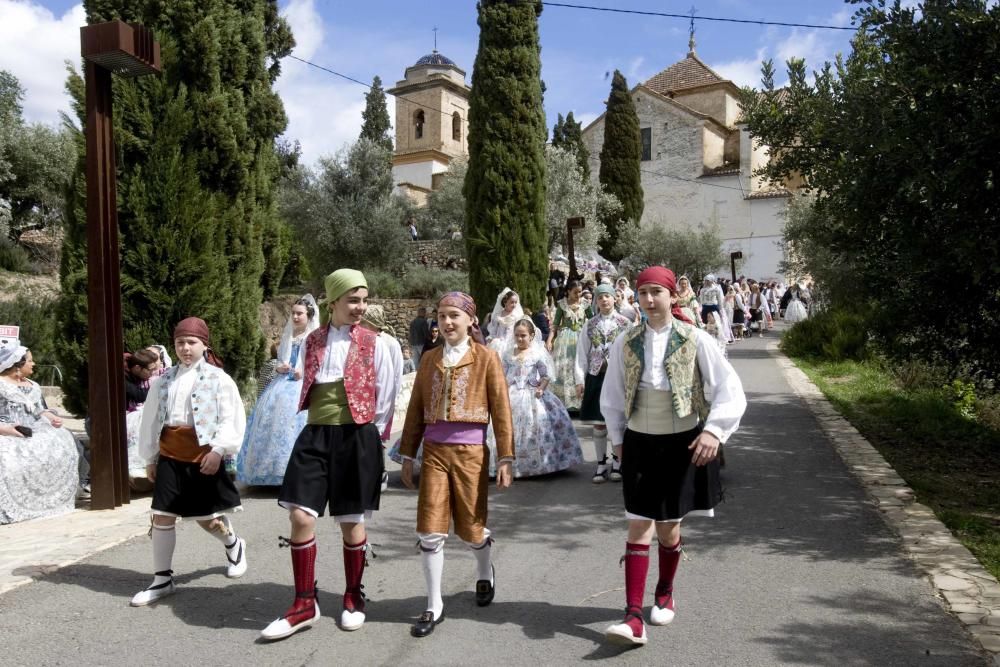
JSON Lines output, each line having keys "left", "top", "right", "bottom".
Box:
{"left": 388, "top": 50, "right": 470, "bottom": 206}
{"left": 580, "top": 35, "right": 796, "bottom": 279}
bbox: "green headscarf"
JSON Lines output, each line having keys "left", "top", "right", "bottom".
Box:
{"left": 321, "top": 269, "right": 368, "bottom": 305}
{"left": 594, "top": 283, "right": 616, "bottom": 299}
{"left": 320, "top": 269, "right": 368, "bottom": 326}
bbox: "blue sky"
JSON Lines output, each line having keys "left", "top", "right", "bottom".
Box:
{"left": 2, "top": 0, "right": 859, "bottom": 166}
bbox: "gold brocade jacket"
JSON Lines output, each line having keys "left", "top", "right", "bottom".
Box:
{"left": 400, "top": 342, "right": 514, "bottom": 460}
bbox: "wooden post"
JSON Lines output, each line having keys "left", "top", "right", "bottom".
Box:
{"left": 566, "top": 217, "right": 585, "bottom": 282}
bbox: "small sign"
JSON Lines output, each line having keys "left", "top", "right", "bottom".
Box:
{"left": 0, "top": 325, "right": 20, "bottom": 351}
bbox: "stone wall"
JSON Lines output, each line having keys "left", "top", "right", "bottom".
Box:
{"left": 370, "top": 297, "right": 438, "bottom": 341}
{"left": 405, "top": 239, "right": 466, "bottom": 270}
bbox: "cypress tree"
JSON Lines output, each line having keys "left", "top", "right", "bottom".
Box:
{"left": 598, "top": 70, "right": 643, "bottom": 260}
{"left": 464, "top": 0, "right": 548, "bottom": 311}
{"left": 360, "top": 75, "right": 393, "bottom": 153}
{"left": 552, "top": 111, "right": 590, "bottom": 181}
{"left": 56, "top": 0, "right": 293, "bottom": 413}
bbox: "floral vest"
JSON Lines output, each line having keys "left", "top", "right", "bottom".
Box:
{"left": 298, "top": 324, "right": 378, "bottom": 424}
{"left": 154, "top": 362, "right": 225, "bottom": 447}
{"left": 621, "top": 319, "right": 708, "bottom": 420}
{"left": 585, "top": 312, "right": 633, "bottom": 376}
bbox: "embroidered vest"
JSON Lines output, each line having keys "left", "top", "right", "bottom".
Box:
{"left": 342, "top": 326, "right": 378, "bottom": 424}
{"left": 621, "top": 319, "right": 708, "bottom": 421}
{"left": 299, "top": 325, "right": 378, "bottom": 424}
{"left": 586, "top": 313, "right": 632, "bottom": 376}
{"left": 155, "top": 363, "right": 225, "bottom": 447}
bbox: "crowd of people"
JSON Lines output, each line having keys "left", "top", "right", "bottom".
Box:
{"left": 2, "top": 259, "right": 820, "bottom": 649}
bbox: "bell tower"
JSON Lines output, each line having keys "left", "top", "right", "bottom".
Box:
{"left": 388, "top": 50, "right": 470, "bottom": 205}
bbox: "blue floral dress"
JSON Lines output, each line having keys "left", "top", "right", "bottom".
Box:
{"left": 236, "top": 341, "right": 307, "bottom": 486}
{"left": 487, "top": 350, "right": 583, "bottom": 477}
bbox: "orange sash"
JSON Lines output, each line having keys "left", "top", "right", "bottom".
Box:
{"left": 159, "top": 426, "right": 211, "bottom": 463}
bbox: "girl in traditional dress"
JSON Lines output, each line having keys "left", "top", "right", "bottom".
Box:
{"left": 547, "top": 280, "right": 590, "bottom": 412}
{"left": 675, "top": 276, "right": 700, "bottom": 326}
{"left": 486, "top": 288, "right": 523, "bottom": 354}
{"left": 785, "top": 284, "right": 809, "bottom": 322}
{"left": 0, "top": 346, "right": 85, "bottom": 524}
{"left": 487, "top": 319, "right": 582, "bottom": 478}
{"left": 237, "top": 296, "right": 319, "bottom": 486}
{"left": 600, "top": 267, "right": 746, "bottom": 647}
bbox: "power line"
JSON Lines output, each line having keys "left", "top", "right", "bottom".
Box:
{"left": 288, "top": 54, "right": 762, "bottom": 194}
{"left": 540, "top": 2, "right": 856, "bottom": 31}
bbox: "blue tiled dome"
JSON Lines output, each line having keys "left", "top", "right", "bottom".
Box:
{"left": 415, "top": 51, "right": 455, "bottom": 67}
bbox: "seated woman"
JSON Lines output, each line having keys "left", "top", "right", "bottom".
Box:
{"left": 0, "top": 345, "right": 85, "bottom": 524}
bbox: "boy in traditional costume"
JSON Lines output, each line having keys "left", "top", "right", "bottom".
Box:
{"left": 131, "top": 317, "right": 248, "bottom": 606}
{"left": 600, "top": 267, "right": 746, "bottom": 646}
{"left": 575, "top": 283, "right": 633, "bottom": 483}
{"left": 399, "top": 292, "right": 514, "bottom": 638}
{"left": 260, "top": 269, "right": 401, "bottom": 640}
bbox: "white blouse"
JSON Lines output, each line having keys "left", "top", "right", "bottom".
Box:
{"left": 600, "top": 322, "right": 746, "bottom": 447}
{"left": 137, "top": 358, "right": 246, "bottom": 464}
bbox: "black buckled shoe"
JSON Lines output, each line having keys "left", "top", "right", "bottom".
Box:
{"left": 411, "top": 610, "right": 444, "bottom": 637}
{"left": 475, "top": 564, "right": 495, "bottom": 607}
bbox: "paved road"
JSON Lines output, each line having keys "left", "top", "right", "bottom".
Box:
{"left": 0, "top": 335, "right": 988, "bottom": 666}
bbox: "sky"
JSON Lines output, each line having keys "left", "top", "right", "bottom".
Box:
{"left": 1, "top": 0, "right": 861, "bottom": 167}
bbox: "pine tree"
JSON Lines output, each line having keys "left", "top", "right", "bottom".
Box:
{"left": 464, "top": 0, "right": 548, "bottom": 312}
{"left": 598, "top": 70, "right": 643, "bottom": 260}
{"left": 552, "top": 111, "right": 590, "bottom": 182}
{"left": 360, "top": 75, "right": 393, "bottom": 152}
{"left": 56, "top": 0, "right": 294, "bottom": 414}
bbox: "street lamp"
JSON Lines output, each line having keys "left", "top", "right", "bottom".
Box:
{"left": 81, "top": 20, "right": 160, "bottom": 510}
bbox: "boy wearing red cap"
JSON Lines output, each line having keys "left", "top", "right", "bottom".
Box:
{"left": 600, "top": 266, "right": 746, "bottom": 646}
{"left": 131, "top": 317, "right": 248, "bottom": 607}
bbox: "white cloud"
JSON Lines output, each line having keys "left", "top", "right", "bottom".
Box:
{"left": 712, "top": 48, "right": 768, "bottom": 88}
{"left": 277, "top": 0, "right": 377, "bottom": 167}
{"left": 0, "top": 1, "right": 85, "bottom": 127}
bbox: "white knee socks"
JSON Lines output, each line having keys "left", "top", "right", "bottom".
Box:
{"left": 151, "top": 523, "right": 176, "bottom": 582}
{"left": 204, "top": 515, "right": 238, "bottom": 549}
{"left": 593, "top": 425, "right": 608, "bottom": 463}
{"left": 419, "top": 533, "right": 446, "bottom": 619}
{"left": 465, "top": 530, "right": 494, "bottom": 584}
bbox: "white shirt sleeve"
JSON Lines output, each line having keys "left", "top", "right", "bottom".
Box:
{"left": 138, "top": 374, "right": 164, "bottom": 465}
{"left": 574, "top": 324, "right": 591, "bottom": 386}
{"left": 599, "top": 334, "right": 629, "bottom": 446}
{"left": 209, "top": 374, "right": 247, "bottom": 458}
{"left": 693, "top": 328, "right": 747, "bottom": 443}
{"left": 373, "top": 335, "right": 401, "bottom": 438}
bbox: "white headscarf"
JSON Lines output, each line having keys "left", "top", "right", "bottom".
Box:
{"left": 501, "top": 318, "right": 555, "bottom": 379}
{"left": 150, "top": 344, "right": 172, "bottom": 369}
{"left": 0, "top": 345, "right": 28, "bottom": 374}
{"left": 489, "top": 287, "right": 524, "bottom": 338}
{"left": 278, "top": 294, "right": 320, "bottom": 371}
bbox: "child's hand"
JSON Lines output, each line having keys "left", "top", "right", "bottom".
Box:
{"left": 496, "top": 461, "right": 513, "bottom": 490}
{"left": 401, "top": 459, "right": 416, "bottom": 490}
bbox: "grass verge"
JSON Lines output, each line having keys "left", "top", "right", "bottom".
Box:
{"left": 791, "top": 357, "right": 1000, "bottom": 580}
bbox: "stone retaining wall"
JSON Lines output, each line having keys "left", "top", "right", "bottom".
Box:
{"left": 405, "top": 239, "right": 466, "bottom": 270}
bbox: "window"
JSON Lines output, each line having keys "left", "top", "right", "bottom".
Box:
{"left": 641, "top": 127, "right": 652, "bottom": 161}
{"left": 414, "top": 110, "right": 425, "bottom": 140}
{"left": 452, "top": 112, "right": 462, "bottom": 142}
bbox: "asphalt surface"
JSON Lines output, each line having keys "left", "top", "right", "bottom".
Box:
{"left": 0, "top": 334, "right": 988, "bottom": 666}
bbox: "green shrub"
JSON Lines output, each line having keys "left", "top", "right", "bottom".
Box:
{"left": 0, "top": 296, "right": 58, "bottom": 380}
{"left": 364, "top": 269, "right": 403, "bottom": 299}
{"left": 0, "top": 239, "right": 32, "bottom": 273}
{"left": 402, "top": 267, "right": 469, "bottom": 299}
{"left": 781, "top": 308, "right": 869, "bottom": 362}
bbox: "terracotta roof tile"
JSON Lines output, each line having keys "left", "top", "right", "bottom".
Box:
{"left": 745, "top": 188, "right": 792, "bottom": 200}
{"left": 644, "top": 54, "right": 727, "bottom": 95}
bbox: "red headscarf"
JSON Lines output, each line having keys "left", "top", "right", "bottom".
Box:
{"left": 173, "top": 317, "right": 224, "bottom": 368}
{"left": 635, "top": 266, "right": 694, "bottom": 325}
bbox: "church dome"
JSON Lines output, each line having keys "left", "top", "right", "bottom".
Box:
{"left": 414, "top": 51, "right": 455, "bottom": 67}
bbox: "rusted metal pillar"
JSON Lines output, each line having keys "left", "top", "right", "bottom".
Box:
{"left": 81, "top": 21, "right": 160, "bottom": 510}
{"left": 566, "top": 217, "right": 585, "bottom": 282}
